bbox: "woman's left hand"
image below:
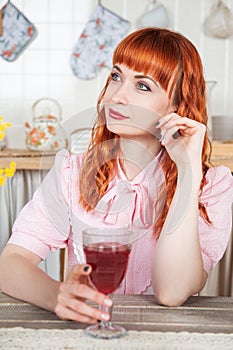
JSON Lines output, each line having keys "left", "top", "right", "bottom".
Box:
{"left": 155, "top": 113, "right": 206, "bottom": 170}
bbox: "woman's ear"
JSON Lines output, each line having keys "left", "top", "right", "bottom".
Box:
{"left": 166, "top": 103, "right": 178, "bottom": 115}
{"left": 169, "top": 106, "right": 178, "bottom": 114}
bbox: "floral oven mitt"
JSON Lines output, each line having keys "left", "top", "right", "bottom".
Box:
{"left": 70, "top": 4, "right": 130, "bottom": 80}
{"left": 0, "top": 1, "right": 37, "bottom": 62}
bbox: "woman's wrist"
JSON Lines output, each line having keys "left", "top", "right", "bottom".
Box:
{"left": 177, "top": 165, "right": 202, "bottom": 194}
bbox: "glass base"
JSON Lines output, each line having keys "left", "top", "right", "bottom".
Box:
{"left": 84, "top": 322, "right": 126, "bottom": 339}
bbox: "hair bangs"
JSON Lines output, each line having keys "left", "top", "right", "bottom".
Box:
{"left": 113, "top": 28, "right": 181, "bottom": 93}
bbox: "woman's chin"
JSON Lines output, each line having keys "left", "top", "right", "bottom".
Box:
{"left": 106, "top": 123, "right": 150, "bottom": 138}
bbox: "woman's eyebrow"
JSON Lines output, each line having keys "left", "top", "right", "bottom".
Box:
{"left": 112, "top": 66, "right": 159, "bottom": 87}
{"left": 112, "top": 65, "right": 122, "bottom": 73}
{"left": 134, "top": 74, "right": 159, "bottom": 86}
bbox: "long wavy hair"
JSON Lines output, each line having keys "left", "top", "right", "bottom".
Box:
{"left": 79, "top": 27, "right": 212, "bottom": 237}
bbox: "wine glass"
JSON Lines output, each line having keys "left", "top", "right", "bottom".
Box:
{"left": 82, "top": 227, "right": 132, "bottom": 339}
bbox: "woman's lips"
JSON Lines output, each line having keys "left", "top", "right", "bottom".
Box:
{"left": 109, "top": 108, "right": 129, "bottom": 120}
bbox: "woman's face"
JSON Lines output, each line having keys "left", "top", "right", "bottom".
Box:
{"left": 103, "top": 64, "right": 173, "bottom": 138}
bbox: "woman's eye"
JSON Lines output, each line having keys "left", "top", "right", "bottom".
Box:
{"left": 137, "top": 82, "right": 151, "bottom": 91}
{"left": 110, "top": 72, "right": 120, "bottom": 81}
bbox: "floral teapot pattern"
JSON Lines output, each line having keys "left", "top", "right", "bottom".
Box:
{"left": 25, "top": 97, "right": 67, "bottom": 151}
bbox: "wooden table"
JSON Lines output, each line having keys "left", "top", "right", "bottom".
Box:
{"left": 0, "top": 291, "right": 233, "bottom": 333}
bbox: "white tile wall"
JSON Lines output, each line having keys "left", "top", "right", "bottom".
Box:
{"left": 1, "top": 0, "right": 233, "bottom": 147}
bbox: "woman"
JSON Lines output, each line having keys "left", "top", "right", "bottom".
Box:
{"left": 0, "top": 28, "right": 233, "bottom": 325}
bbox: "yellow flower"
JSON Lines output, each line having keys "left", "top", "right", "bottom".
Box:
{"left": 5, "top": 166, "right": 16, "bottom": 177}
{"left": 0, "top": 118, "right": 16, "bottom": 185}
{"left": 5, "top": 168, "right": 12, "bottom": 177}
{"left": 0, "top": 161, "right": 16, "bottom": 185}
{"left": 0, "top": 131, "right": 5, "bottom": 140}
{"left": 0, "top": 175, "right": 6, "bottom": 186}
{"left": 10, "top": 161, "right": 16, "bottom": 168}
{"left": 0, "top": 116, "right": 12, "bottom": 139}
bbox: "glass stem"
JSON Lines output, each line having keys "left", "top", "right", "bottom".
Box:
{"left": 99, "top": 297, "right": 112, "bottom": 326}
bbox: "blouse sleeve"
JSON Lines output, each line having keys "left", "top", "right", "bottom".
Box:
{"left": 8, "top": 149, "right": 73, "bottom": 260}
{"left": 199, "top": 165, "right": 233, "bottom": 273}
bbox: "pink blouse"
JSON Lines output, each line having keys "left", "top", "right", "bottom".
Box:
{"left": 9, "top": 149, "right": 233, "bottom": 294}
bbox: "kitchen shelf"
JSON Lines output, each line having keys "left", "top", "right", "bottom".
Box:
{"left": 0, "top": 142, "right": 233, "bottom": 172}
{"left": 0, "top": 148, "right": 56, "bottom": 170}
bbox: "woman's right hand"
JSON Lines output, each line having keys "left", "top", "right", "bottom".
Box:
{"left": 55, "top": 264, "right": 113, "bottom": 324}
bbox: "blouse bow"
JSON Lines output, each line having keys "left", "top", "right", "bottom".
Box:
{"left": 95, "top": 179, "right": 154, "bottom": 229}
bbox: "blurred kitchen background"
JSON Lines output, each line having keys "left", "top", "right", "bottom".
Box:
{"left": 0, "top": 0, "right": 233, "bottom": 146}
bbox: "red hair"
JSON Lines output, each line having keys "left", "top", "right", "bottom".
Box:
{"left": 79, "top": 27, "right": 211, "bottom": 237}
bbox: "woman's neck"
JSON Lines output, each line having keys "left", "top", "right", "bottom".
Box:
{"left": 119, "top": 136, "right": 162, "bottom": 181}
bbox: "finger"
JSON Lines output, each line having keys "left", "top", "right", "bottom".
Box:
{"left": 158, "top": 117, "right": 204, "bottom": 144}
{"left": 59, "top": 281, "right": 113, "bottom": 309}
{"left": 156, "top": 114, "right": 201, "bottom": 131}
{"left": 155, "top": 113, "right": 180, "bottom": 128}
{"left": 161, "top": 123, "right": 204, "bottom": 146}
{"left": 165, "top": 116, "right": 205, "bottom": 131}
{"left": 56, "top": 294, "right": 111, "bottom": 323}
{"left": 172, "top": 129, "right": 182, "bottom": 139}
{"left": 161, "top": 129, "right": 181, "bottom": 146}
{"left": 159, "top": 123, "right": 182, "bottom": 145}
{"left": 155, "top": 114, "right": 183, "bottom": 141}
{"left": 55, "top": 303, "right": 98, "bottom": 324}
{"left": 160, "top": 124, "right": 192, "bottom": 146}
{"left": 66, "top": 264, "right": 92, "bottom": 283}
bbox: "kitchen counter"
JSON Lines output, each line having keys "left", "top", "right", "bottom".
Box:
{"left": 0, "top": 142, "right": 233, "bottom": 171}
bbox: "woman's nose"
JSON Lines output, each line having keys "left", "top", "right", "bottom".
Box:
{"left": 111, "top": 85, "right": 129, "bottom": 105}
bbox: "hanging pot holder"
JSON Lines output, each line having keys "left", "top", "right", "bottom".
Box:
{"left": 70, "top": 3, "right": 130, "bottom": 80}
{"left": 0, "top": 0, "right": 37, "bottom": 62}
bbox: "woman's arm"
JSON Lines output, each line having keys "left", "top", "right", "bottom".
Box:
{"left": 0, "top": 244, "right": 112, "bottom": 323}
{"left": 0, "top": 244, "right": 60, "bottom": 311}
{"left": 152, "top": 168, "right": 207, "bottom": 306}
{"left": 152, "top": 114, "right": 208, "bottom": 306}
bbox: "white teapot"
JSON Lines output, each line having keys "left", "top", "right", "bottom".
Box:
{"left": 25, "top": 97, "right": 67, "bottom": 152}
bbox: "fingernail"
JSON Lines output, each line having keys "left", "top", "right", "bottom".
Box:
{"left": 104, "top": 298, "right": 113, "bottom": 307}
{"left": 83, "top": 265, "right": 89, "bottom": 272}
{"left": 155, "top": 121, "right": 160, "bottom": 127}
{"left": 101, "top": 313, "right": 110, "bottom": 321}
{"left": 172, "top": 130, "right": 182, "bottom": 139}
{"left": 156, "top": 134, "right": 162, "bottom": 141}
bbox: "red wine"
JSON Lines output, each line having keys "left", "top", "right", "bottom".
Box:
{"left": 84, "top": 242, "right": 130, "bottom": 294}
